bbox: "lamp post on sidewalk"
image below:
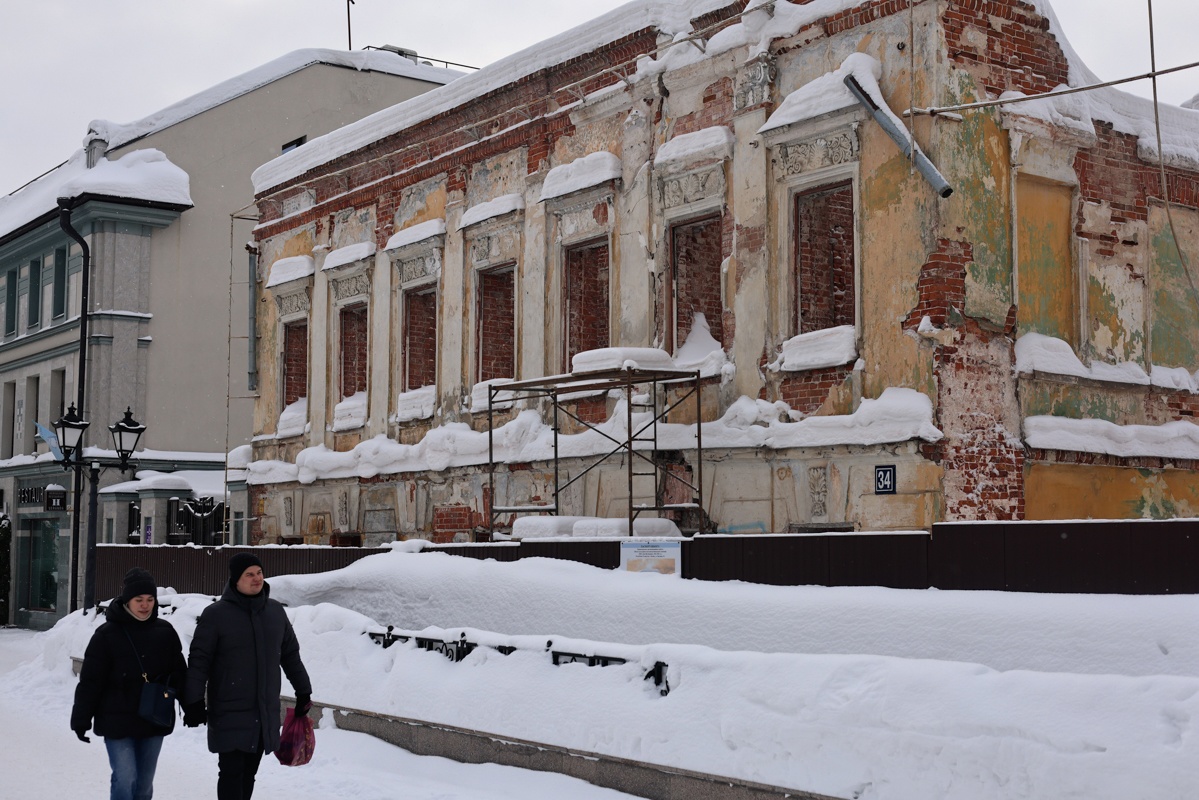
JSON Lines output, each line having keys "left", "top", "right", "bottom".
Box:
{"left": 53, "top": 405, "right": 146, "bottom": 613}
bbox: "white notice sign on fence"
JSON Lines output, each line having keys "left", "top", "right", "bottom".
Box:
{"left": 620, "top": 540, "right": 682, "bottom": 577}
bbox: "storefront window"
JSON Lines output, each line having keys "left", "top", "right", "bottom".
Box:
{"left": 25, "top": 519, "right": 58, "bottom": 611}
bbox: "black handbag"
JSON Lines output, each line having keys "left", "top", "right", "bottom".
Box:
{"left": 123, "top": 628, "right": 177, "bottom": 727}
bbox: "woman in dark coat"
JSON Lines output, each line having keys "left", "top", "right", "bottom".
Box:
{"left": 71, "top": 568, "right": 186, "bottom": 800}
{"left": 184, "top": 552, "right": 312, "bottom": 800}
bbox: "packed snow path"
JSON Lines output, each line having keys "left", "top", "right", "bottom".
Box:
{"left": 0, "top": 628, "right": 640, "bottom": 800}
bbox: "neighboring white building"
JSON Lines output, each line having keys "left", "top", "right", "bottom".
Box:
{"left": 0, "top": 47, "right": 461, "bottom": 628}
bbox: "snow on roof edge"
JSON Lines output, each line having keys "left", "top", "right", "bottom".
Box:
{"left": 90, "top": 48, "right": 463, "bottom": 154}
{"left": 252, "top": 0, "right": 736, "bottom": 194}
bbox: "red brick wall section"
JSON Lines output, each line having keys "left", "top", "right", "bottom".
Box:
{"left": 565, "top": 240, "right": 610, "bottom": 367}
{"left": 796, "top": 182, "right": 855, "bottom": 334}
{"left": 404, "top": 289, "right": 438, "bottom": 390}
{"left": 673, "top": 77, "right": 735, "bottom": 137}
{"left": 282, "top": 320, "right": 308, "bottom": 406}
{"left": 478, "top": 267, "right": 515, "bottom": 382}
{"left": 921, "top": 328, "right": 1027, "bottom": 521}
{"left": 572, "top": 396, "right": 609, "bottom": 425}
{"left": 778, "top": 364, "right": 855, "bottom": 415}
{"left": 672, "top": 216, "right": 725, "bottom": 347}
{"left": 431, "top": 503, "right": 475, "bottom": 544}
{"left": 339, "top": 304, "right": 368, "bottom": 398}
{"left": 903, "top": 239, "right": 970, "bottom": 330}
{"left": 1074, "top": 123, "right": 1199, "bottom": 251}
{"left": 941, "top": 0, "right": 1070, "bottom": 97}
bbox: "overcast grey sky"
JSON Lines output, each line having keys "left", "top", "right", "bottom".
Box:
{"left": 0, "top": 0, "right": 1194, "bottom": 194}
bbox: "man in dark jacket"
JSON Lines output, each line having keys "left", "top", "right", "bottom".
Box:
{"left": 71, "top": 567, "right": 186, "bottom": 800}
{"left": 184, "top": 552, "right": 312, "bottom": 800}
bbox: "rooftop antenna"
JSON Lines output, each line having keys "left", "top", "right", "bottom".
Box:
{"left": 346, "top": 0, "right": 355, "bottom": 50}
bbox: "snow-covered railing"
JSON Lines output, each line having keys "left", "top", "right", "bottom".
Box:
{"left": 366, "top": 625, "right": 670, "bottom": 695}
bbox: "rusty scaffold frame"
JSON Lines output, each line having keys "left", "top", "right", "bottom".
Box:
{"left": 486, "top": 366, "right": 707, "bottom": 538}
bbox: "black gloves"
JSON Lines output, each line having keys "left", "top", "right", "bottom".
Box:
{"left": 182, "top": 701, "right": 207, "bottom": 728}
{"left": 74, "top": 727, "right": 91, "bottom": 743}
{"left": 295, "top": 693, "right": 312, "bottom": 718}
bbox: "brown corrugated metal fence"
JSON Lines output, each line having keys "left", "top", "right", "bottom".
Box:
{"left": 95, "top": 519, "right": 1199, "bottom": 599}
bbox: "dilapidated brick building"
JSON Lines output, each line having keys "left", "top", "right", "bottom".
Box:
{"left": 245, "top": 0, "right": 1199, "bottom": 544}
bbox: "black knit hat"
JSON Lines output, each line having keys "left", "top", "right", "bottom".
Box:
{"left": 120, "top": 568, "right": 157, "bottom": 603}
{"left": 228, "top": 552, "right": 264, "bottom": 583}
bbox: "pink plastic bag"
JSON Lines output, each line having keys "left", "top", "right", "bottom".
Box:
{"left": 275, "top": 707, "right": 316, "bottom": 766}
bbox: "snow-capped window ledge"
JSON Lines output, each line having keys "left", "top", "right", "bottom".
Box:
{"left": 540, "top": 151, "right": 622, "bottom": 202}
{"left": 1015, "top": 333, "right": 1198, "bottom": 392}
{"left": 322, "top": 241, "right": 377, "bottom": 273}
{"left": 265, "top": 255, "right": 315, "bottom": 290}
{"left": 653, "top": 126, "right": 734, "bottom": 175}
{"left": 758, "top": 57, "right": 867, "bottom": 147}
{"left": 388, "top": 221, "right": 444, "bottom": 288}
{"left": 391, "top": 385, "right": 436, "bottom": 423}
{"left": 459, "top": 194, "right": 525, "bottom": 230}
{"left": 569, "top": 314, "right": 729, "bottom": 380}
{"left": 277, "top": 397, "right": 309, "bottom": 439}
{"left": 469, "top": 378, "right": 516, "bottom": 413}
{"left": 331, "top": 391, "right": 368, "bottom": 432}
{"left": 768, "top": 325, "right": 857, "bottom": 372}
{"left": 385, "top": 219, "right": 446, "bottom": 252}
{"left": 1025, "top": 415, "right": 1199, "bottom": 461}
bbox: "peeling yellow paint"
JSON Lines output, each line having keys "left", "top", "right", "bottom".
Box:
{"left": 279, "top": 230, "right": 315, "bottom": 259}
{"left": 1027, "top": 463, "right": 1199, "bottom": 519}
{"left": 1017, "top": 176, "right": 1075, "bottom": 341}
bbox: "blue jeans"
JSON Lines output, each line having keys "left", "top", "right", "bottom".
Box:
{"left": 105, "top": 736, "right": 164, "bottom": 800}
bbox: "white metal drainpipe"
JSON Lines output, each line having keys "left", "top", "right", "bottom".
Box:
{"left": 844, "top": 75, "right": 955, "bottom": 199}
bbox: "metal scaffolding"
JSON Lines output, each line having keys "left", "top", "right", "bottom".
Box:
{"left": 486, "top": 366, "right": 708, "bottom": 538}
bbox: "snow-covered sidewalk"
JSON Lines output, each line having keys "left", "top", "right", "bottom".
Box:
{"left": 8, "top": 545, "right": 1199, "bottom": 799}
{"left": 0, "top": 627, "right": 637, "bottom": 800}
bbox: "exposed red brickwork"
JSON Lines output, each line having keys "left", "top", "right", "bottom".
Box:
{"left": 282, "top": 320, "right": 308, "bottom": 406}
{"left": 255, "top": 29, "right": 663, "bottom": 237}
{"left": 339, "top": 303, "right": 368, "bottom": 398}
{"left": 941, "top": 0, "right": 1070, "bottom": 97}
{"left": 690, "top": 1, "right": 747, "bottom": 33}
{"left": 478, "top": 267, "right": 515, "bottom": 381}
{"left": 795, "top": 181, "right": 855, "bottom": 334}
{"left": 673, "top": 77, "right": 735, "bottom": 137}
{"left": 1150, "top": 388, "right": 1199, "bottom": 424}
{"left": 571, "top": 396, "right": 609, "bottom": 425}
{"left": 431, "top": 503, "right": 477, "bottom": 544}
{"left": 1074, "top": 123, "right": 1199, "bottom": 254}
{"left": 565, "top": 240, "right": 610, "bottom": 368}
{"left": 903, "top": 239, "right": 970, "bottom": 330}
{"left": 922, "top": 328, "right": 1026, "bottom": 521}
{"left": 777, "top": 364, "right": 855, "bottom": 415}
{"left": 671, "top": 215, "right": 726, "bottom": 348}
{"left": 404, "top": 289, "right": 437, "bottom": 390}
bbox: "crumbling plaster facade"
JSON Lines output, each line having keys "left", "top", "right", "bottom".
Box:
{"left": 249, "top": 0, "right": 1199, "bottom": 544}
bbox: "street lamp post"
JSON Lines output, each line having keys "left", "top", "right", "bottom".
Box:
{"left": 54, "top": 405, "right": 146, "bottom": 614}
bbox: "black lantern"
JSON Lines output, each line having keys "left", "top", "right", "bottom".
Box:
{"left": 108, "top": 407, "right": 145, "bottom": 471}
{"left": 53, "top": 403, "right": 90, "bottom": 463}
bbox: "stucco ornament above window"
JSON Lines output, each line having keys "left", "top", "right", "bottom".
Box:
{"left": 540, "top": 151, "right": 622, "bottom": 201}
